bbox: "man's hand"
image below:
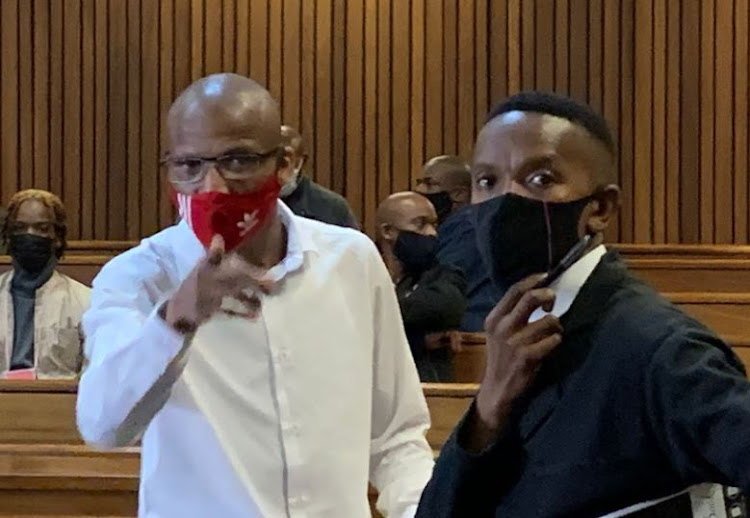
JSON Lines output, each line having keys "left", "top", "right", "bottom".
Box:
{"left": 465, "top": 274, "right": 563, "bottom": 451}
{"left": 163, "top": 235, "right": 272, "bottom": 332}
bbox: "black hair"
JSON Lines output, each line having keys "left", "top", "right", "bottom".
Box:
{"left": 487, "top": 91, "right": 616, "bottom": 157}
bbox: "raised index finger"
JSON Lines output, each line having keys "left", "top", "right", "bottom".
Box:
{"left": 206, "top": 234, "right": 225, "bottom": 267}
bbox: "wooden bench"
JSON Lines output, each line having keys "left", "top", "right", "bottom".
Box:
{"left": 0, "top": 381, "right": 475, "bottom": 517}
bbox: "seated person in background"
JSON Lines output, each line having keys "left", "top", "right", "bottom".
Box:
{"left": 0, "top": 189, "right": 90, "bottom": 379}
{"left": 376, "top": 192, "right": 466, "bottom": 382}
{"left": 417, "top": 91, "right": 750, "bottom": 517}
{"left": 415, "top": 155, "right": 471, "bottom": 225}
{"left": 417, "top": 155, "right": 495, "bottom": 332}
{"left": 77, "top": 74, "right": 433, "bottom": 518}
{"left": 278, "top": 125, "right": 359, "bottom": 228}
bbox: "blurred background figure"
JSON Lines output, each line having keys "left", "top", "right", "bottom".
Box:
{"left": 376, "top": 191, "right": 466, "bottom": 382}
{"left": 418, "top": 155, "right": 496, "bottom": 333}
{"left": 415, "top": 155, "right": 471, "bottom": 225}
{"left": 0, "top": 189, "right": 90, "bottom": 379}
{"left": 278, "top": 125, "right": 359, "bottom": 228}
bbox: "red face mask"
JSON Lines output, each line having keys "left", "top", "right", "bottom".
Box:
{"left": 174, "top": 175, "right": 281, "bottom": 251}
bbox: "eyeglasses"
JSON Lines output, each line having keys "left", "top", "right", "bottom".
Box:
{"left": 161, "top": 149, "right": 280, "bottom": 187}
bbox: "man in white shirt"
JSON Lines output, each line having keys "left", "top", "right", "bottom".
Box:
{"left": 76, "top": 73, "right": 434, "bottom": 518}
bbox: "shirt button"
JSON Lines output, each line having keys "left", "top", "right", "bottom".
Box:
{"left": 289, "top": 496, "right": 301, "bottom": 507}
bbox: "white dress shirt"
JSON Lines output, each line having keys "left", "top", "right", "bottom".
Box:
{"left": 529, "top": 244, "right": 607, "bottom": 322}
{"left": 76, "top": 202, "right": 434, "bottom": 518}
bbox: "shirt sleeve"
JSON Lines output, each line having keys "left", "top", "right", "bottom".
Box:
{"left": 76, "top": 252, "right": 189, "bottom": 449}
{"left": 415, "top": 403, "right": 523, "bottom": 517}
{"left": 366, "top": 246, "right": 435, "bottom": 517}
{"left": 645, "top": 327, "right": 750, "bottom": 494}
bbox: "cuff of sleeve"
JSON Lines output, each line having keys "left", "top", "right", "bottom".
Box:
{"left": 450, "top": 400, "right": 516, "bottom": 461}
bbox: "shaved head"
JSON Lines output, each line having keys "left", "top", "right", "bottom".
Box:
{"left": 422, "top": 155, "right": 471, "bottom": 191}
{"left": 376, "top": 191, "right": 438, "bottom": 244}
{"left": 167, "top": 73, "right": 282, "bottom": 155}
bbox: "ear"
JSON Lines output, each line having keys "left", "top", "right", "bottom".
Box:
{"left": 584, "top": 185, "right": 621, "bottom": 235}
{"left": 451, "top": 187, "right": 471, "bottom": 204}
{"left": 379, "top": 222, "right": 398, "bottom": 243}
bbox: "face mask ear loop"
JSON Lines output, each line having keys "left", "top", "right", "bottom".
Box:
{"left": 543, "top": 201, "right": 554, "bottom": 273}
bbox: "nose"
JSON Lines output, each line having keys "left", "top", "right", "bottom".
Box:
{"left": 424, "top": 224, "right": 438, "bottom": 237}
{"left": 201, "top": 166, "right": 230, "bottom": 194}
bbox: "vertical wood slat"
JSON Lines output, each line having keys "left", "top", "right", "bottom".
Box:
{"left": 442, "top": 0, "right": 457, "bottom": 154}
{"left": 204, "top": 0, "right": 222, "bottom": 75}
{"left": 535, "top": 0, "right": 554, "bottom": 92}
{"left": 680, "top": 0, "right": 702, "bottom": 243}
{"left": 700, "top": 0, "right": 716, "bottom": 243}
{"left": 375, "top": 0, "right": 392, "bottom": 205}
{"left": 424, "top": 2, "right": 443, "bottom": 159}
{"left": 602, "top": 0, "right": 620, "bottom": 242}
{"left": 330, "top": 0, "right": 345, "bottom": 194}
{"left": 362, "top": 0, "right": 378, "bottom": 234}
{"left": 714, "top": 0, "right": 734, "bottom": 243}
{"left": 33, "top": 0, "right": 50, "bottom": 192}
{"left": 652, "top": 0, "right": 667, "bottom": 243}
{"left": 126, "top": 0, "right": 141, "bottom": 240}
{"left": 735, "top": 0, "right": 749, "bottom": 243}
{"left": 300, "top": 0, "right": 316, "bottom": 170}
{"left": 93, "top": 0, "right": 109, "bottom": 238}
{"left": 665, "top": 0, "right": 681, "bottom": 242}
{"left": 345, "top": 0, "right": 364, "bottom": 220}
{"left": 141, "top": 0, "right": 160, "bottom": 236}
{"left": 391, "top": 0, "right": 410, "bottom": 193}
{"left": 81, "top": 0, "right": 95, "bottom": 239}
{"left": 1, "top": 0, "right": 19, "bottom": 203}
{"left": 313, "top": 0, "right": 332, "bottom": 189}
{"left": 410, "top": 0, "right": 425, "bottom": 185}
{"left": 159, "top": 0, "right": 175, "bottom": 228}
{"left": 248, "top": 0, "right": 268, "bottom": 87}
{"left": 107, "top": 0, "right": 127, "bottom": 238}
{"left": 18, "top": 0, "right": 33, "bottom": 192}
{"left": 619, "top": 0, "right": 635, "bottom": 243}
{"left": 2, "top": 1, "right": 749, "bottom": 244}
{"left": 281, "top": 0, "right": 301, "bottom": 127}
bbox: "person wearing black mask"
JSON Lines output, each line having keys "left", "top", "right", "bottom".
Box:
{"left": 417, "top": 155, "right": 496, "bottom": 333}
{"left": 417, "top": 92, "right": 750, "bottom": 517}
{"left": 0, "top": 189, "right": 90, "bottom": 379}
{"left": 376, "top": 191, "right": 467, "bottom": 382}
{"left": 415, "top": 155, "right": 471, "bottom": 224}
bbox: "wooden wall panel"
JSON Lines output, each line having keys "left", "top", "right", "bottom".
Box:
{"left": 0, "top": 0, "right": 748, "bottom": 241}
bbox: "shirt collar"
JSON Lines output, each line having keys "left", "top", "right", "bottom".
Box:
{"left": 177, "top": 200, "right": 318, "bottom": 283}
{"left": 529, "top": 244, "right": 607, "bottom": 322}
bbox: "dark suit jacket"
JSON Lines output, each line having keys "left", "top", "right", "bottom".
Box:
{"left": 281, "top": 175, "right": 359, "bottom": 228}
{"left": 436, "top": 206, "right": 496, "bottom": 332}
{"left": 417, "top": 251, "right": 750, "bottom": 518}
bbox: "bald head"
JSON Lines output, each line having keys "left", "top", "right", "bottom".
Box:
{"left": 421, "top": 155, "right": 471, "bottom": 190}
{"left": 168, "top": 73, "right": 282, "bottom": 155}
{"left": 376, "top": 192, "right": 438, "bottom": 246}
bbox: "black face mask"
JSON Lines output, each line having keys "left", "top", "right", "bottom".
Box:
{"left": 422, "top": 191, "right": 454, "bottom": 226}
{"left": 9, "top": 233, "right": 55, "bottom": 274}
{"left": 474, "top": 193, "right": 593, "bottom": 295}
{"left": 393, "top": 230, "right": 438, "bottom": 275}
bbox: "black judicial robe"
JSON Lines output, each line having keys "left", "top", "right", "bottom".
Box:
{"left": 416, "top": 251, "right": 750, "bottom": 518}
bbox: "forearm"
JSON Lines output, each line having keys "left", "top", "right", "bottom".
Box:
{"left": 77, "top": 309, "right": 187, "bottom": 448}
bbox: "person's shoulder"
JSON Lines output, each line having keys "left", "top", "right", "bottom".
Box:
{"left": 54, "top": 271, "right": 92, "bottom": 305}
{"left": 305, "top": 178, "right": 350, "bottom": 205}
{"left": 295, "top": 214, "right": 373, "bottom": 252}
{"left": 93, "top": 223, "right": 191, "bottom": 288}
{"left": 596, "top": 260, "right": 719, "bottom": 356}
